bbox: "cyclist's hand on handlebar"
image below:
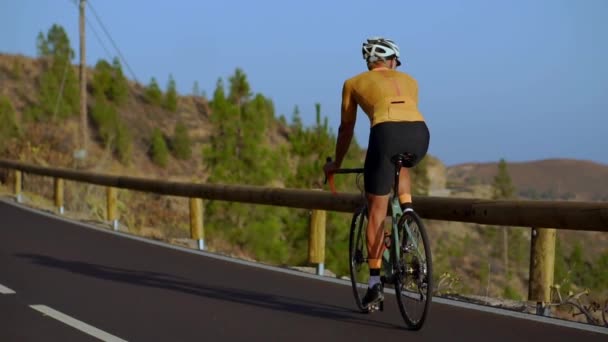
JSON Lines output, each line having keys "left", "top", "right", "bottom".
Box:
{"left": 323, "top": 157, "right": 338, "bottom": 195}
{"left": 323, "top": 157, "right": 338, "bottom": 180}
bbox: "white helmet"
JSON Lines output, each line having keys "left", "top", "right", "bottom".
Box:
{"left": 362, "top": 37, "right": 401, "bottom": 66}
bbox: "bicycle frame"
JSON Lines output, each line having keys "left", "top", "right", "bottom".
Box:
{"left": 384, "top": 159, "right": 421, "bottom": 282}
{"left": 325, "top": 155, "right": 422, "bottom": 281}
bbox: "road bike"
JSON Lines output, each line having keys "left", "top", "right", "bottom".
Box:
{"left": 325, "top": 153, "right": 433, "bottom": 330}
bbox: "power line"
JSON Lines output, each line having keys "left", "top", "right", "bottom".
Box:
{"left": 86, "top": 0, "right": 140, "bottom": 84}
{"left": 86, "top": 17, "right": 113, "bottom": 61}
{"left": 68, "top": 0, "right": 113, "bottom": 61}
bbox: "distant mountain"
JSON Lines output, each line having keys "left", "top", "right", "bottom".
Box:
{"left": 446, "top": 159, "right": 608, "bottom": 201}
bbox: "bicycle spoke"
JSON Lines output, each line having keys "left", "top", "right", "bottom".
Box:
{"left": 349, "top": 207, "right": 370, "bottom": 312}
{"left": 394, "top": 211, "right": 432, "bottom": 330}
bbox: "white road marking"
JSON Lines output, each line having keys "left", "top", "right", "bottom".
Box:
{"left": 29, "top": 305, "right": 127, "bottom": 342}
{"left": 0, "top": 283, "right": 16, "bottom": 294}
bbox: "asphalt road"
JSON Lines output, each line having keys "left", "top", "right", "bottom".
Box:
{"left": 0, "top": 199, "right": 606, "bottom": 341}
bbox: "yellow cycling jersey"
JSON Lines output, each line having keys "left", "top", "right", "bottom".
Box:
{"left": 341, "top": 67, "right": 425, "bottom": 127}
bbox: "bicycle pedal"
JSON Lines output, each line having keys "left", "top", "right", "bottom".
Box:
{"left": 367, "top": 300, "right": 384, "bottom": 313}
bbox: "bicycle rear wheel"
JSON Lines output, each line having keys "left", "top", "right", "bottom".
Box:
{"left": 394, "top": 210, "right": 432, "bottom": 330}
{"left": 349, "top": 206, "right": 370, "bottom": 313}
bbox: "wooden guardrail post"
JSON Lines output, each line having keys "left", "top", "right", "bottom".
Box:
{"left": 528, "top": 227, "right": 556, "bottom": 315}
{"left": 14, "top": 170, "right": 22, "bottom": 203}
{"left": 106, "top": 187, "right": 118, "bottom": 230}
{"left": 308, "top": 209, "right": 327, "bottom": 276}
{"left": 190, "top": 198, "right": 205, "bottom": 250}
{"left": 54, "top": 178, "right": 64, "bottom": 214}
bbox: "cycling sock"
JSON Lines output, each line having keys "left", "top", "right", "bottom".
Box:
{"left": 369, "top": 268, "right": 381, "bottom": 287}
{"left": 400, "top": 202, "right": 413, "bottom": 212}
{"left": 369, "top": 276, "right": 381, "bottom": 287}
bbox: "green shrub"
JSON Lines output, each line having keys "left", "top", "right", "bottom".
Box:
{"left": 172, "top": 122, "right": 191, "bottom": 160}
{"left": 90, "top": 99, "right": 132, "bottom": 164}
{"left": 91, "top": 99, "right": 118, "bottom": 146}
{"left": 115, "top": 122, "right": 132, "bottom": 164}
{"left": 150, "top": 128, "right": 169, "bottom": 167}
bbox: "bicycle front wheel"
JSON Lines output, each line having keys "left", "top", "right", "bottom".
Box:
{"left": 394, "top": 210, "right": 433, "bottom": 330}
{"left": 349, "top": 206, "right": 370, "bottom": 313}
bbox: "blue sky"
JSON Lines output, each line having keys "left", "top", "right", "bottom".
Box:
{"left": 2, "top": 0, "right": 607, "bottom": 166}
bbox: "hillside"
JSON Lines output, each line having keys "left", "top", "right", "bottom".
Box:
{"left": 447, "top": 159, "right": 608, "bottom": 201}
{"left": 0, "top": 52, "right": 217, "bottom": 180}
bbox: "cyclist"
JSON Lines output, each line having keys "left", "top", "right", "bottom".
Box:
{"left": 324, "top": 37, "right": 430, "bottom": 309}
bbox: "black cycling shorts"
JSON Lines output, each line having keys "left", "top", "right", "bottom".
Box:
{"left": 364, "top": 121, "right": 430, "bottom": 195}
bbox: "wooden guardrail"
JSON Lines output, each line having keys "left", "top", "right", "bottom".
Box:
{"left": 1, "top": 158, "right": 607, "bottom": 313}
{"left": 2, "top": 159, "right": 607, "bottom": 230}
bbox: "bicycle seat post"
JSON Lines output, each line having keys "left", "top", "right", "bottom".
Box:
{"left": 390, "top": 153, "right": 417, "bottom": 201}
{"left": 393, "top": 158, "right": 403, "bottom": 199}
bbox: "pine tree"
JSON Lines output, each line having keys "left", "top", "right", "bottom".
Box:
{"left": 492, "top": 158, "right": 516, "bottom": 287}
{"left": 150, "top": 128, "right": 169, "bottom": 167}
{"left": 36, "top": 32, "right": 50, "bottom": 56}
{"left": 292, "top": 105, "right": 302, "bottom": 128}
{"left": 202, "top": 71, "right": 294, "bottom": 262}
{"left": 164, "top": 74, "right": 178, "bottom": 112}
{"left": 290, "top": 105, "right": 307, "bottom": 156}
{"left": 115, "top": 122, "right": 132, "bottom": 165}
{"left": 109, "top": 57, "right": 128, "bottom": 105}
{"left": 41, "top": 24, "right": 74, "bottom": 60}
{"left": 192, "top": 81, "right": 200, "bottom": 97}
{"left": 203, "top": 78, "right": 238, "bottom": 182}
{"left": 92, "top": 59, "right": 113, "bottom": 99}
{"left": 228, "top": 68, "right": 251, "bottom": 166}
{"left": 90, "top": 58, "right": 132, "bottom": 164}
{"left": 228, "top": 68, "right": 251, "bottom": 107}
{"left": 492, "top": 159, "right": 515, "bottom": 200}
{"left": 172, "top": 122, "right": 192, "bottom": 160}
{"left": 32, "top": 24, "right": 79, "bottom": 121}
{"left": 145, "top": 77, "right": 162, "bottom": 105}
{"left": 90, "top": 98, "right": 118, "bottom": 147}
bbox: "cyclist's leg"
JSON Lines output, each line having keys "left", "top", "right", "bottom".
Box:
{"left": 366, "top": 193, "right": 390, "bottom": 276}
{"left": 361, "top": 192, "right": 388, "bottom": 307}
{"left": 363, "top": 123, "right": 394, "bottom": 294}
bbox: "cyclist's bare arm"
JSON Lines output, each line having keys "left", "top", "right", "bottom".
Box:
{"left": 334, "top": 80, "right": 357, "bottom": 167}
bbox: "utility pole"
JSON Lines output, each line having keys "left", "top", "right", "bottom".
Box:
{"left": 76, "top": 0, "right": 88, "bottom": 161}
